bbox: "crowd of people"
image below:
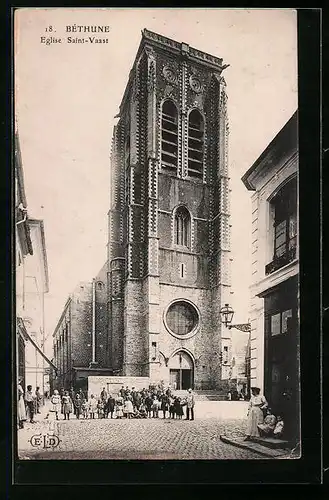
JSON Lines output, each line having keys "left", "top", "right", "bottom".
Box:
{"left": 227, "top": 389, "right": 248, "bottom": 401}
{"left": 45, "top": 384, "right": 196, "bottom": 422}
{"left": 17, "top": 379, "right": 286, "bottom": 440}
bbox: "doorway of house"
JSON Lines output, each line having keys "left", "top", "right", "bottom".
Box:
{"left": 263, "top": 277, "right": 298, "bottom": 440}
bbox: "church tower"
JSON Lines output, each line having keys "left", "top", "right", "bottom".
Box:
{"left": 108, "top": 29, "right": 231, "bottom": 389}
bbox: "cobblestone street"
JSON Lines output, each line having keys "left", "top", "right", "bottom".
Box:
{"left": 18, "top": 402, "right": 267, "bottom": 460}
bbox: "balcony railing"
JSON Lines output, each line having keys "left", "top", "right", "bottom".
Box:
{"left": 265, "top": 246, "right": 297, "bottom": 275}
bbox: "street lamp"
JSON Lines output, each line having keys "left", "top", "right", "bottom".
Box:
{"left": 220, "top": 303, "right": 251, "bottom": 332}
{"left": 219, "top": 304, "right": 234, "bottom": 328}
{"left": 220, "top": 303, "right": 251, "bottom": 397}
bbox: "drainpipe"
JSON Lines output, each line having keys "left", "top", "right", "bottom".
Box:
{"left": 91, "top": 278, "right": 96, "bottom": 364}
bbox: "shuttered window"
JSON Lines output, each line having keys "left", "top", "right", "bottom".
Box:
{"left": 188, "top": 109, "right": 204, "bottom": 178}
{"left": 161, "top": 100, "right": 178, "bottom": 173}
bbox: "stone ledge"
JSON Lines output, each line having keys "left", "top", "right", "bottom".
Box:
{"left": 251, "top": 436, "right": 291, "bottom": 449}
{"left": 219, "top": 435, "right": 292, "bottom": 459}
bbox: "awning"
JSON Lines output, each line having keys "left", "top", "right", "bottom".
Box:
{"left": 17, "top": 317, "right": 58, "bottom": 373}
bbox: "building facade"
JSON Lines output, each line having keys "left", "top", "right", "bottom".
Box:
{"left": 23, "top": 218, "right": 49, "bottom": 391}
{"left": 15, "top": 134, "right": 33, "bottom": 390}
{"left": 16, "top": 133, "right": 52, "bottom": 398}
{"left": 108, "top": 29, "right": 232, "bottom": 390}
{"left": 52, "top": 262, "right": 112, "bottom": 391}
{"left": 242, "top": 111, "right": 299, "bottom": 440}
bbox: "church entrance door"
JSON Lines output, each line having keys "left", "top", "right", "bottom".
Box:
{"left": 168, "top": 351, "right": 194, "bottom": 390}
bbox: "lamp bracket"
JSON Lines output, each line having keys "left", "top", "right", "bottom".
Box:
{"left": 228, "top": 323, "right": 251, "bottom": 333}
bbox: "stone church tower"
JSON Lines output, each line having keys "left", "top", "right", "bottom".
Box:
{"left": 108, "top": 29, "right": 231, "bottom": 390}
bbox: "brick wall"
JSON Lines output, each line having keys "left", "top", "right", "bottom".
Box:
{"left": 53, "top": 271, "right": 110, "bottom": 389}
{"left": 71, "top": 283, "right": 93, "bottom": 366}
{"left": 124, "top": 281, "right": 148, "bottom": 376}
{"left": 110, "top": 298, "right": 124, "bottom": 372}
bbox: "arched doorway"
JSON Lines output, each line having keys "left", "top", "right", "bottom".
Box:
{"left": 168, "top": 351, "right": 194, "bottom": 390}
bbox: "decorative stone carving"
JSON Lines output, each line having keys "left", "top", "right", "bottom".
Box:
{"left": 192, "top": 95, "right": 203, "bottom": 109}
{"left": 163, "top": 65, "right": 178, "bottom": 85}
{"left": 147, "top": 58, "right": 156, "bottom": 92}
{"left": 164, "top": 85, "right": 176, "bottom": 100}
{"left": 144, "top": 44, "right": 155, "bottom": 57}
{"left": 189, "top": 75, "right": 203, "bottom": 93}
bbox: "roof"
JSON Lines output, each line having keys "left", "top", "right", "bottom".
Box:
{"left": 117, "top": 28, "right": 229, "bottom": 116}
{"left": 95, "top": 260, "right": 108, "bottom": 283}
{"left": 241, "top": 110, "right": 298, "bottom": 191}
{"left": 52, "top": 297, "right": 72, "bottom": 337}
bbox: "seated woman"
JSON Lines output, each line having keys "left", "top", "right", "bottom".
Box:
{"left": 139, "top": 404, "right": 147, "bottom": 419}
{"left": 131, "top": 407, "right": 140, "bottom": 418}
{"left": 273, "top": 415, "right": 285, "bottom": 438}
{"left": 257, "top": 408, "right": 277, "bottom": 437}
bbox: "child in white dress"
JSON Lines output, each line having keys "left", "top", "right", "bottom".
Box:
{"left": 88, "top": 394, "right": 98, "bottom": 419}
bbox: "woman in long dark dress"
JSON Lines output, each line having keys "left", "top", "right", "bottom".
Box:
{"left": 74, "top": 394, "right": 83, "bottom": 419}
{"left": 174, "top": 397, "right": 184, "bottom": 420}
{"left": 62, "top": 391, "right": 73, "bottom": 420}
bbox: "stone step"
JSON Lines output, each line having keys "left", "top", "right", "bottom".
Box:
{"left": 219, "top": 435, "right": 290, "bottom": 458}
{"left": 172, "top": 390, "right": 228, "bottom": 402}
{"left": 250, "top": 437, "right": 291, "bottom": 449}
{"left": 203, "top": 395, "right": 229, "bottom": 401}
{"left": 174, "top": 390, "right": 227, "bottom": 395}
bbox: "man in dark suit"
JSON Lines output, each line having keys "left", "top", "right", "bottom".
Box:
{"left": 106, "top": 395, "right": 116, "bottom": 418}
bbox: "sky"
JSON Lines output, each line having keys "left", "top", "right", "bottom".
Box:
{"left": 15, "top": 8, "right": 298, "bottom": 356}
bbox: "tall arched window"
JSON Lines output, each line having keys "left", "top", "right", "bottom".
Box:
{"left": 174, "top": 206, "right": 190, "bottom": 247}
{"left": 161, "top": 100, "right": 178, "bottom": 173}
{"left": 188, "top": 109, "right": 204, "bottom": 179}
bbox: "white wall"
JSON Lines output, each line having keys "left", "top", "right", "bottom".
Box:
{"left": 248, "top": 154, "right": 298, "bottom": 394}
{"left": 88, "top": 376, "right": 151, "bottom": 398}
{"left": 22, "top": 223, "right": 48, "bottom": 392}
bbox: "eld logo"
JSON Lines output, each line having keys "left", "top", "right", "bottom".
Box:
{"left": 28, "top": 433, "right": 61, "bottom": 449}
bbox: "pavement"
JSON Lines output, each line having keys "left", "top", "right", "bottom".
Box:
{"left": 16, "top": 400, "right": 281, "bottom": 460}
